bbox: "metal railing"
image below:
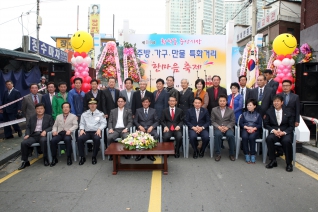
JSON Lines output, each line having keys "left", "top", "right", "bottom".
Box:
{"left": 302, "top": 116, "right": 318, "bottom": 147}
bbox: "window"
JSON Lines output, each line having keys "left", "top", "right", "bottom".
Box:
{"left": 287, "top": 28, "right": 294, "bottom": 35}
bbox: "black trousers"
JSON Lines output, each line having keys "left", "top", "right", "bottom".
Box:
{"left": 162, "top": 130, "right": 183, "bottom": 152}
{"left": 3, "top": 112, "right": 21, "bottom": 138}
{"left": 21, "top": 132, "right": 47, "bottom": 161}
{"left": 266, "top": 133, "right": 293, "bottom": 165}
{"left": 78, "top": 131, "right": 101, "bottom": 157}
{"left": 50, "top": 131, "right": 72, "bottom": 157}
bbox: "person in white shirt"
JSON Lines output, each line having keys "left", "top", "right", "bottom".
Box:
{"left": 238, "top": 75, "right": 251, "bottom": 109}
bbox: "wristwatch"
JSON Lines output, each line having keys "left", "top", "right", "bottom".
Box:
{"left": 202, "top": 127, "right": 205, "bottom": 130}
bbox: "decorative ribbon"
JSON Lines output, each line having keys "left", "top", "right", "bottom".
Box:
{"left": 123, "top": 48, "right": 134, "bottom": 55}
{"left": 0, "top": 118, "right": 26, "bottom": 128}
{"left": 96, "top": 44, "right": 109, "bottom": 71}
{"left": 114, "top": 45, "right": 123, "bottom": 90}
{"left": 0, "top": 87, "right": 46, "bottom": 110}
{"left": 267, "top": 52, "right": 277, "bottom": 75}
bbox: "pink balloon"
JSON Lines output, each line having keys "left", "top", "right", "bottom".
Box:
{"left": 82, "top": 71, "right": 89, "bottom": 77}
{"left": 274, "top": 77, "right": 282, "bottom": 83}
{"left": 278, "top": 65, "right": 285, "bottom": 70}
{"left": 283, "top": 69, "right": 289, "bottom": 74}
{"left": 286, "top": 65, "right": 292, "bottom": 69}
{"left": 81, "top": 62, "right": 88, "bottom": 68}
{"left": 286, "top": 73, "right": 292, "bottom": 77}
{"left": 278, "top": 73, "right": 285, "bottom": 78}
{"left": 78, "top": 66, "right": 84, "bottom": 72}
{"left": 276, "top": 68, "right": 282, "bottom": 74}
{"left": 84, "top": 67, "right": 89, "bottom": 72}
{"left": 74, "top": 72, "right": 80, "bottom": 77}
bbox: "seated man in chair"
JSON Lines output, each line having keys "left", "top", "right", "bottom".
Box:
{"left": 264, "top": 95, "right": 295, "bottom": 172}
{"left": 161, "top": 96, "right": 184, "bottom": 158}
{"left": 18, "top": 103, "right": 54, "bottom": 170}
{"left": 134, "top": 97, "right": 159, "bottom": 161}
{"left": 50, "top": 102, "right": 78, "bottom": 167}
{"left": 211, "top": 94, "right": 236, "bottom": 162}
{"left": 78, "top": 98, "right": 107, "bottom": 165}
{"left": 107, "top": 96, "right": 133, "bottom": 161}
{"left": 185, "top": 97, "right": 210, "bottom": 159}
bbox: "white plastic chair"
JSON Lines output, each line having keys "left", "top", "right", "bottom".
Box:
{"left": 30, "top": 132, "right": 51, "bottom": 159}
{"left": 77, "top": 130, "right": 105, "bottom": 160}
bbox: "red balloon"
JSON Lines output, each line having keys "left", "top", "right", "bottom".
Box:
{"left": 84, "top": 76, "right": 92, "bottom": 83}
{"left": 82, "top": 83, "right": 91, "bottom": 93}
{"left": 285, "top": 54, "right": 292, "bottom": 59}
{"left": 274, "top": 76, "right": 282, "bottom": 83}
{"left": 70, "top": 76, "right": 75, "bottom": 83}
{"left": 291, "top": 84, "right": 295, "bottom": 90}
{"left": 71, "top": 83, "right": 75, "bottom": 89}
{"left": 74, "top": 52, "right": 80, "bottom": 57}
{"left": 277, "top": 55, "right": 285, "bottom": 61}
{"left": 81, "top": 52, "right": 87, "bottom": 58}
{"left": 277, "top": 83, "right": 283, "bottom": 93}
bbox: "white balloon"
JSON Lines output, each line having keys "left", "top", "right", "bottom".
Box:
{"left": 282, "top": 58, "right": 290, "bottom": 66}
{"left": 84, "top": 57, "right": 91, "bottom": 66}
{"left": 273, "top": 60, "right": 281, "bottom": 67}
{"left": 71, "top": 57, "right": 76, "bottom": 65}
{"left": 76, "top": 56, "right": 84, "bottom": 64}
{"left": 290, "top": 58, "right": 295, "bottom": 66}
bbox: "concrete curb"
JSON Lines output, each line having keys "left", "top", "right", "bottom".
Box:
{"left": 0, "top": 148, "right": 20, "bottom": 166}
{"left": 302, "top": 145, "right": 318, "bottom": 161}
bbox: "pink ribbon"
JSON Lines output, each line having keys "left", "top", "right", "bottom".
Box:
{"left": 123, "top": 48, "right": 134, "bottom": 55}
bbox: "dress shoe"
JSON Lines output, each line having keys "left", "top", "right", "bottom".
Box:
{"left": 18, "top": 131, "right": 22, "bottom": 137}
{"left": 135, "top": 155, "right": 144, "bottom": 161}
{"left": 174, "top": 152, "right": 180, "bottom": 158}
{"left": 229, "top": 155, "right": 235, "bottom": 161}
{"left": 193, "top": 151, "right": 198, "bottom": 159}
{"left": 286, "top": 164, "right": 293, "bottom": 172}
{"left": 79, "top": 157, "right": 86, "bottom": 165}
{"left": 50, "top": 157, "right": 58, "bottom": 167}
{"left": 18, "top": 161, "right": 30, "bottom": 170}
{"left": 266, "top": 160, "right": 277, "bottom": 169}
{"left": 109, "top": 155, "right": 113, "bottom": 161}
{"left": 147, "top": 155, "right": 156, "bottom": 161}
{"left": 43, "top": 157, "right": 50, "bottom": 166}
{"left": 5, "top": 135, "right": 14, "bottom": 139}
{"left": 67, "top": 156, "right": 72, "bottom": 166}
{"left": 215, "top": 154, "right": 221, "bottom": 162}
{"left": 92, "top": 157, "right": 97, "bottom": 165}
{"left": 199, "top": 150, "right": 204, "bottom": 158}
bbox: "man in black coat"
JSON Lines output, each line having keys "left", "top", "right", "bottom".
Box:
{"left": 161, "top": 96, "right": 184, "bottom": 158}
{"left": 247, "top": 75, "right": 274, "bottom": 118}
{"left": 0, "top": 80, "right": 22, "bottom": 139}
{"left": 264, "top": 69, "right": 279, "bottom": 95}
{"left": 206, "top": 75, "right": 227, "bottom": 114}
{"left": 178, "top": 79, "right": 194, "bottom": 114}
{"left": 278, "top": 79, "right": 300, "bottom": 127}
{"left": 239, "top": 75, "right": 251, "bottom": 110}
{"left": 41, "top": 81, "right": 56, "bottom": 116}
{"left": 18, "top": 103, "right": 54, "bottom": 170}
{"left": 264, "top": 95, "right": 295, "bottom": 172}
{"left": 84, "top": 79, "right": 105, "bottom": 113}
{"left": 102, "top": 77, "right": 120, "bottom": 119}
{"left": 131, "top": 80, "right": 154, "bottom": 116}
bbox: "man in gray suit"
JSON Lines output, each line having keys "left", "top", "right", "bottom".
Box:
{"left": 22, "top": 83, "right": 42, "bottom": 123}
{"left": 211, "top": 94, "right": 236, "bottom": 162}
{"left": 18, "top": 103, "right": 54, "bottom": 170}
{"left": 50, "top": 102, "right": 78, "bottom": 167}
{"left": 107, "top": 96, "right": 133, "bottom": 160}
{"left": 120, "top": 78, "right": 135, "bottom": 110}
{"left": 134, "top": 97, "right": 159, "bottom": 161}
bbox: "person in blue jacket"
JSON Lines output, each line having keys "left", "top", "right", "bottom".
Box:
{"left": 67, "top": 78, "right": 85, "bottom": 120}
{"left": 227, "top": 82, "right": 243, "bottom": 123}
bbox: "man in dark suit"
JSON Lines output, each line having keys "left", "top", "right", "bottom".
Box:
{"left": 131, "top": 80, "right": 154, "bottom": 116}
{"left": 22, "top": 83, "right": 43, "bottom": 123}
{"left": 211, "top": 94, "right": 236, "bottom": 161}
{"left": 161, "top": 96, "right": 184, "bottom": 158}
{"left": 179, "top": 79, "right": 194, "bottom": 114}
{"left": 264, "top": 95, "right": 295, "bottom": 172}
{"left": 264, "top": 69, "right": 279, "bottom": 95}
{"left": 165, "top": 76, "right": 179, "bottom": 103}
{"left": 84, "top": 79, "right": 105, "bottom": 113}
{"left": 206, "top": 75, "right": 227, "bottom": 114}
{"left": 102, "top": 77, "right": 120, "bottom": 119}
{"left": 278, "top": 79, "right": 300, "bottom": 127}
{"left": 185, "top": 97, "right": 211, "bottom": 159}
{"left": 0, "top": 80, "right": 22, "bottom": 139}
{"left": 239, "top": 75, "right": 251, "bottom": 110}
{"left": 107, "top": 96, "right": 133, "bottom": 160}
{"left": 134, "top": 97, "right": 159, "bottom": 161}
{"left": 41, "top": 81, "right": 56, "bottom": 116}
{"left": 153, "top": 78, "right": 169, "bottom": 118}
{"left": 247, "top": 75, "right": 274, "bottom": 118}
{"left": 120, "top": 78, "right": 135, "bottom": 110}
{"left": 18, "top": 103, "right": 54, "bottom": 170}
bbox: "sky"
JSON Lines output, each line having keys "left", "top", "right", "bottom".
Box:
{"left": 0, "top": 0, "right": 166, "bottom": 50}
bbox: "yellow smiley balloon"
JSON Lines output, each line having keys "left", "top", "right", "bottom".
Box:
{"left": 272, "top": 33, "right": 297, "bottom": 56}
{"left": 71, "top": 30, "right": 93, "bottom": 53}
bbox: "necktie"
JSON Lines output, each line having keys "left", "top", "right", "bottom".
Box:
{"left": 241, "top": 88, "right": 245, "bottom": 108}
{"left": 258, "top": 88, "right": 263, "bottom": 101}
{"left": 110, "top": 89, "right": 115, "bottom": 102}
{"left": 214, "top": 87, "right": 218, "bottom": 100}
{"left": 276, "top": 111, "right": 281, "bottom": 126}
{"left": 155, "top": 90, "right": 161, "bottom": 101}
{"left": 196, "top": 109, "right": 200, "bottom": 122}
{"left": 92, "top": 112, "right": 93, "bottom": 116}
{"left": 241, "top": 88, "right": 243, "bottom": 95}
{"left": 34, "top": 95, "right": 38, "bottom": 105}
{"left": 144, "top": 109, "right": 148, "bottom": 118}
{"left": 170, "top": 108, "right": 175, "bottom": 131}
{"left": 141, "top": 91, "right": 145, "bottom": 99}
{"left": 285, "top": 93, "right": 289, "bottom": 106}
{"left": 229, "top": 94, "right": 235, "bottom": 109}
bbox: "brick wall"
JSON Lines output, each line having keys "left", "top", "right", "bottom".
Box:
{"left": 301, "top": 0, "right": 318, "bottom": 30}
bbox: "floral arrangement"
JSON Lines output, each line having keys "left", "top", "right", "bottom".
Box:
{"left": 102, "top": 42, "right": 118, "bottom": 79}
{"left": 292, "top": 43, "right": 314, "bottom": 63}
{"left": 123, "top": 48, "right": 141, "bottom": 82}
{"left": 120, "top": 131, "right": 158, "bottom": 150}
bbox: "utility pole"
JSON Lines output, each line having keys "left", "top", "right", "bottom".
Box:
{"left": 36, "top": 0, "right": 40, "bottom": 54}
{"left": 251, "top": 0, "right": 257, "bottom": 43}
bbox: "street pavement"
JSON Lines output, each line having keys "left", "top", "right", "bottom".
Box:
{"left": 0, "top": 149, "right": 318, "bottom": 212}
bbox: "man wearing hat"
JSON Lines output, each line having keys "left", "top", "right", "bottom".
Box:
{"left": 38, "top": 76, "right": 47, "bottom": 94}
{"left": 78, "top": 98, "right": 107, "bottom": 165}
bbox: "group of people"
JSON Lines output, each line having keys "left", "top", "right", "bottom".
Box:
{"left": 1, "top": 68, "right": 299, "bottom": 172}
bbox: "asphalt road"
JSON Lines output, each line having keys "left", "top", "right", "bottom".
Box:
{"left": 0, "top": 152, "right": 317, "bottom": 212}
